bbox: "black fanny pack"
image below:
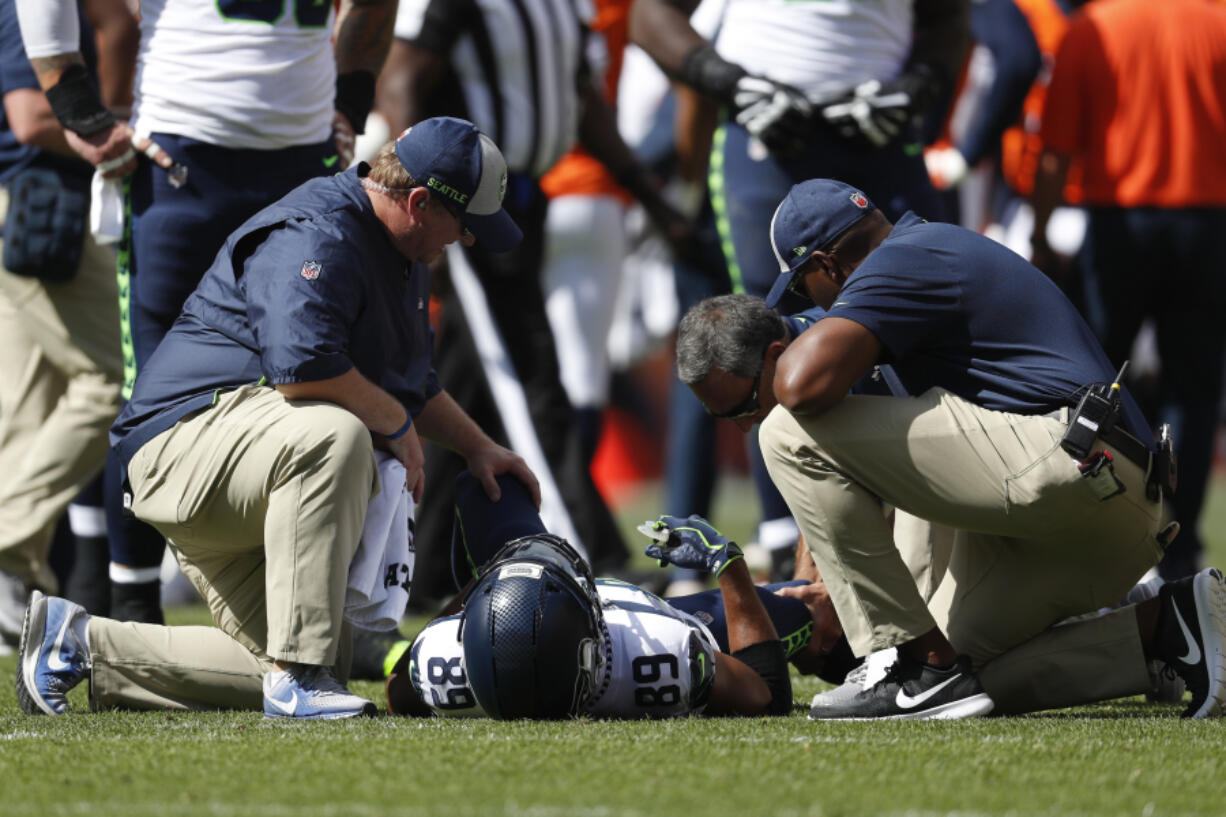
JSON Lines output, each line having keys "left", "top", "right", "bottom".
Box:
{"left": 3, "top": 165, "right": 89, "bottom": 284}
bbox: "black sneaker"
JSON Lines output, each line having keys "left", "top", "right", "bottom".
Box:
{"left": 1152, "top": 567, "right": 1226, "bottom": 718}
{"left": 808, "top": 654, "right": 994, "bottom": 721}
{"left": 350, "top": 626, "right": 411, "bottom": 681}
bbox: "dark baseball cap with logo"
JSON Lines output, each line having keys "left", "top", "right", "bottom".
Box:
{"left": 394, "top": 117, "right": 523, "bottom": 252}
{"left": 765, "top": 179, "right": 876, "bottom": 308}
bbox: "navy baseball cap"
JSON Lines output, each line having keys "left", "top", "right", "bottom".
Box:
{"left": 765, "top": 179, "right": 875, "bottom": 308}
{"left": 394, "top": 117, "right": 523, "bottom": 252}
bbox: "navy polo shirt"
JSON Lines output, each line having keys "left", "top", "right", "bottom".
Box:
{"left": 112, "top": 165, "right": 441, "bottom": 465}
{"left": 0, "top": 0, "right": 94, "bottom": 183}
{"left": 824, "top": 212, "right": 1152, "bottom": 441}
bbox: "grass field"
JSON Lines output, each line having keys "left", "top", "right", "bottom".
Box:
{"left": 3, "top": 475, "right": 1225, "bottom": 817}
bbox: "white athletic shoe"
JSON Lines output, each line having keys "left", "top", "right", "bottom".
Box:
{"left": 263, "top": 665, "right": 377, "bottom": 719}
{"left": 809, "top": 652, "right": 994, "bottom": 721}
{"left": 16, "top": 591, "right": 90, "bottom": 715}
{"left": 809, "top": 648, "right": 896, "bottom": 712}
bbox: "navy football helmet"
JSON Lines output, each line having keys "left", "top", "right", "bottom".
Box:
{"left": 459, "top": 534, "right": 606, "bottom": 719}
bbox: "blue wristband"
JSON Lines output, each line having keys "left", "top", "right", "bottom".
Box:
{"left": 386, "top": 415, "right": 412, "bottom": 440}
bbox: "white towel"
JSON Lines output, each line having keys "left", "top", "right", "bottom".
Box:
{"left": 89, "top": 171, "right": 124, "bottom": 245}
{"left": 345, "top": 452, "right": 415, "bottom": 629}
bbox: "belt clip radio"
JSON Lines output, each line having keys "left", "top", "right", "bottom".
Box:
{"left": 1060, "top": 361, "right": 1128, "bottom": 461}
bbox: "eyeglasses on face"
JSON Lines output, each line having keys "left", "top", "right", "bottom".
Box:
{"left": 709, "top": 360, "right": 764, "bottom": 420}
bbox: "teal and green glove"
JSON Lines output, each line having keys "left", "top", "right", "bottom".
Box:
{"left": 636, "top": 514, "right": 744, "bottom": 578}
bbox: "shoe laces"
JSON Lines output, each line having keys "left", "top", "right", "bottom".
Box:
{"left": 844, "top": 662, "right": 869, "bottom": 687}
{"left": 290, "top": 665, "right": 351, "bottom": 697}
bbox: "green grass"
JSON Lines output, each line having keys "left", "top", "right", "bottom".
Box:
{"left": 3, "top": 476, "right": 1226, "bottom": 817}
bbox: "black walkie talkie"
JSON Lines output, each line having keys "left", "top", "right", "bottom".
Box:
{"left": 1061, "top": 361, "right": 1129, "bottom": 460}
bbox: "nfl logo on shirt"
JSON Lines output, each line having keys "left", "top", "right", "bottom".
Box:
{"left": 850, "top": 193, "right": 869, "bottom": 209}
{"left": 301, "top": 261, "right": 322, "bottom": 280}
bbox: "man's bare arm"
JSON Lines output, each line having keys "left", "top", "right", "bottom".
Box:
{"left": 335, "top": 0, "right": 397, "bottom": 78}
{"left": 628, "top": 0, "right": 704, "bottom": 79}
{"left": 413, "top": 390, "right": 541, "bottom": 508}
{"left": 704, "top": 559, "right": 786, "bottom": 716}
{"left": 330, "top": 0, "right": 397, "bottom": 164}
{"left": 378, "top": 39, "right": 450, "bottom": 135}
{"left": 774, "top": 317, "right": 882, "bottom": 415}
{"left": 275, "top": 367, "right": 426, "bottom": 500}
{"left": 83, "top": 0, "right": 138, "bottom": 112}
{"left": 4, "top": 89, "right": 73, "bottom": 155}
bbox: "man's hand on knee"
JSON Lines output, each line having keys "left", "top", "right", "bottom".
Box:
{"left": 775, "top": 580, "right": 843, "bottom": 655}
{"left": 467, "top": 443, "right": 540, "bottom": 508}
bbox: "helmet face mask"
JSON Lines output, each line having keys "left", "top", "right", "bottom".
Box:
{"left": 459, "top": 536, "right": 607, "bottom": 719}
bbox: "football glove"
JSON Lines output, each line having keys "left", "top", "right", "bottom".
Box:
{"left": 679, "top": 45, "right": 814, "bottom": 157}
{"left": 731, "top": 75, "right": 815, "bottom": 156}
{"left": 820, "top": 66, "right": 941, "bottom": 149}
{"left": 637, "top": 514, "right": 744, "bottom": 578}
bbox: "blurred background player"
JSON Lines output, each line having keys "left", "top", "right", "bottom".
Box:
{"left": 922, "top": 0, "right": 1041, "bottom": 229}
{"left": 17, "top": 0, "right": 398, "bottom": 623}
{"left": 1030, "top": 0, "right": 1226, "bottom": 582}
{"left": 379, "top": 0, "right": 694, "bottom": 603}
{"left": 0, "top": 0, "right": 132, "bottom": 647}
{"left": 629, "top": 0, "right": 970, "bottom": 583}
{"left": 538, "top": 0, "right": 636, "bottom": 466}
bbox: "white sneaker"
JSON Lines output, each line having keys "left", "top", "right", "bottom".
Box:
{"left": 809, "top": 647, "right": 896, "bottom": 711}
{"left": 263, "top": 665, "right": 377, "bottom": 719}
{"left": 16, "top": 591, "right": 90, "bottom": 715}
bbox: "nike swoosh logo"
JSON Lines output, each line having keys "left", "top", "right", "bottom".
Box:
{"left": 46, "top": 616, "right": 73, "bottom": 672}
{"left": 895, "top": 674, "right": 961, "bottom": 709}
{"left": 267, "top": 690, "right": 298, "bottom": 716}
{"left": 1174, "top": 604, "right": 1202, "bottom": 665}
{"left": 322, "top": 155, "right": 339, "bottom": 168}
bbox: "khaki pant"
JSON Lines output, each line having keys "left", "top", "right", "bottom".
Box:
{"left": 89, "top": 386, "right": 378, "bottom": 710}
{"left": 0, "top": 197, "right": 122, "bottom": 591}
{"left": 761, "top": 387, "right": 1164, "bottom": 713}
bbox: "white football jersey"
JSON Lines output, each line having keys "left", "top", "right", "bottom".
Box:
{"left": 584, "top": 579, "right": 718, "bottom": 719}
{"left": 130, "top": 0, "right": 336, "bottom": 149}
{"left": 713, "top": 0, "right": 913, "bottom": 102}
{"left": 406, "top": 580, "right": 718, "bottom": 719}
{"left": 408, "top": 615, "right": 487, "bottom": 717}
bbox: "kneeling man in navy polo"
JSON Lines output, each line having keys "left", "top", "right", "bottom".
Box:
{"left": 16, "top": 117, "right": 539, "bottom": 719}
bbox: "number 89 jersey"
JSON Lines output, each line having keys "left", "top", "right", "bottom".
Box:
{"left": 408, "top": 615, "right": 485, "bottom": 717}
{"left": 407, "top": 580, "right": 719, "bottom": 718}
{"left": 585, "top": 579, "right": 718, "bottom": 719}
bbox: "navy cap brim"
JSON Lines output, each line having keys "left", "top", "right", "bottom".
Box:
{"left": 764, "top": 270, "right": 795, "bottom": 310}
{"left": 463, "top": 208, "right": 522, "bottom": 253}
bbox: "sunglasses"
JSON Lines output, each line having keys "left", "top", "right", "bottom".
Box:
{"left": 433, "top": 196, "right": 476, "bottom": 242}
{"left": 786, "top": 247, "right": 840, "bottom": 300}
{"left": 709, "top": 360, "right": 764, "bottom": 420}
